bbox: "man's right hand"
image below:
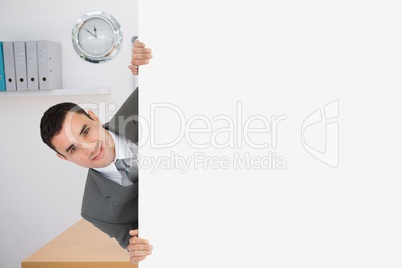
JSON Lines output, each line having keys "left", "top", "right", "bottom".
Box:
{"left": 128, "top": 40, "right": 153, "bottom": 75}
{"left": 127, "top": 229, "right": 153, "bottom": 264}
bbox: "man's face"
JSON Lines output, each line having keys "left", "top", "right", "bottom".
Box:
{"left": 51, "top": 111, "right": 115, "bottom": 168}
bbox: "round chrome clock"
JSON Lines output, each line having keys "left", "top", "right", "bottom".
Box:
{"left": 72, "top": 10, "right": 123, "bottom": 63}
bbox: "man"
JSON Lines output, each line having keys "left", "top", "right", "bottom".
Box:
{"left": 39, "top": 40, "right": 153, "bottom": 264}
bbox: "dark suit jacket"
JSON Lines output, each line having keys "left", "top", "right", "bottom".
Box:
{"left": 81, "top": 88, "right": 138, "bottom": 249}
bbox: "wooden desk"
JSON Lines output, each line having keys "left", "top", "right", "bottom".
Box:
{"left": 22, "top": 219, "right": 136, "bottom": 268}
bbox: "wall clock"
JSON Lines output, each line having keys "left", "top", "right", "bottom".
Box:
{"left": 72, "top": 10, "right": 123, "bottom": 63}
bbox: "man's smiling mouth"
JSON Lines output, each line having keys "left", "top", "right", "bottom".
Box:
{"left": 92, "top": 141, "right": 104, "bottom": 161}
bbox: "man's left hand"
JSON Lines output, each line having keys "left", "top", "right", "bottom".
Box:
{"left": 127, "top": 229, "right": 153, "bottom": 264}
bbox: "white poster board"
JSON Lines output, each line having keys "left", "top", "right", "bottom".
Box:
{"left": 138, "top": 1, "right": 402, "bottom": 267}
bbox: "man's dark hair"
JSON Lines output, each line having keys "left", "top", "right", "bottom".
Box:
{"left": 40, "top": 102, "right": 91, "bottom": 154}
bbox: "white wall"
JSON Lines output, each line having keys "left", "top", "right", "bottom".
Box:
{"left": 0, "top": 1, "right": 138, "bottom": 267}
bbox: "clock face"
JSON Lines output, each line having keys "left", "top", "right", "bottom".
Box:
{"left": 78, "top": 18, "right": 115, "bottom": 56}
{"left": 72, "top": 11, "right": 123, "bottom": 63}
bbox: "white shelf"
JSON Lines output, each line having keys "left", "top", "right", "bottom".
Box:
{"left": 0, "top": 87, "right": 111, "bottom": 97}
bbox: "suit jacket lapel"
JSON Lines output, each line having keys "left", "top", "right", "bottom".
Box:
{"left": 88, "top": 169, "right": 138, "bottom": 207}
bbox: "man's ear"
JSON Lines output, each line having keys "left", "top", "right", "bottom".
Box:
{"left": 88, "top": 110, "right": 100, "bottom": 122}
{"left": 56, "top": 153, "right": 68, "bottom": 160}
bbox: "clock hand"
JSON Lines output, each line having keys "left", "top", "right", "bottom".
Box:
{"left": 85, "top": 28, "right": 96, "bottom": 38}
{"left": 94, "top": 26, "right": 97, "bottom": 38}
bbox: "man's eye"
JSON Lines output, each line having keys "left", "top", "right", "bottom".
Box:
{"left": 84, "top": 128, "right": 89, "bottom": 136}
{"left": 71, "top": 146, "right": 77, "bottom": 153}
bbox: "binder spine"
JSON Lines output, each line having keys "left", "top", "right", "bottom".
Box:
{"left": 37, "top": 41, "right": 48, "bottom": 90}
{"left": 3, "top": 42, "right": 16, "bottom": 91}
{"left": 26, "top": 41, "right": 39, "bottom": 90}
{"left": 37, "top": 41, "right": 62, "bottom": 90}
{"left": 0, "top": 42, "right": 6, "bottom": 91}
{"left": 14, "top": 41, "right": 28, "bottom": 91}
